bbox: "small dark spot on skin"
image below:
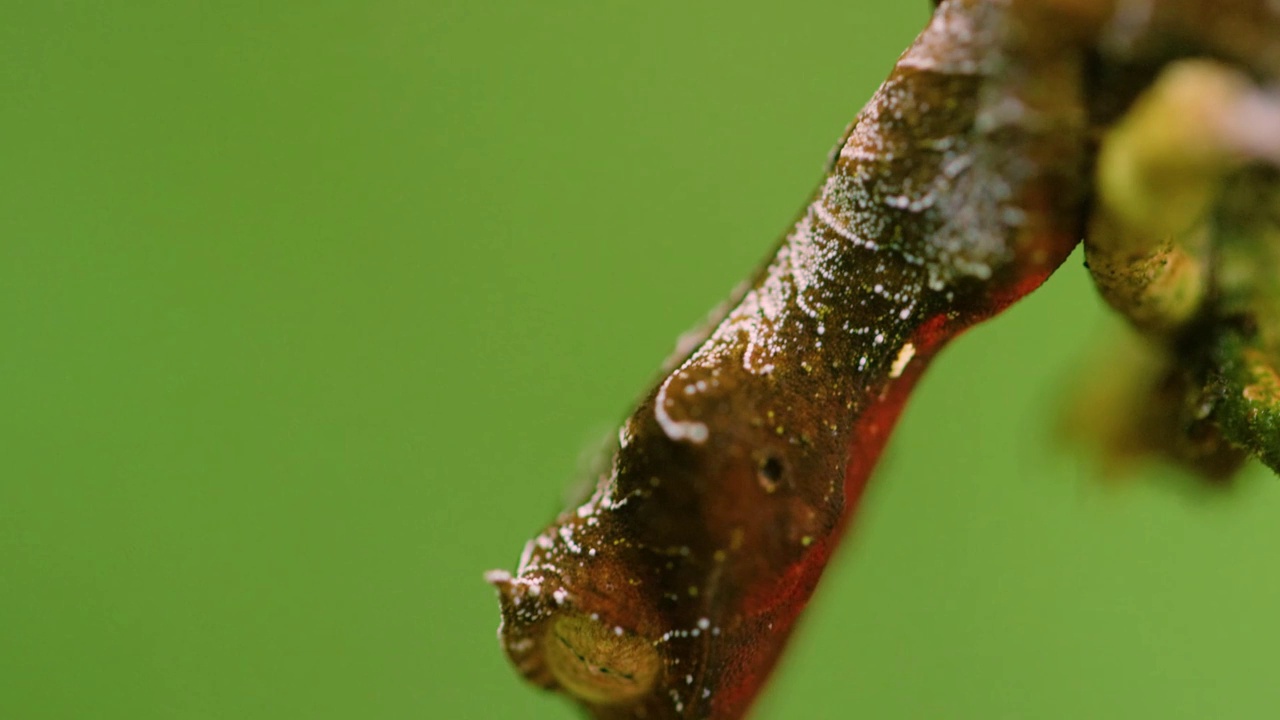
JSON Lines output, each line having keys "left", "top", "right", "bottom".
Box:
{"left": 758, "top": 455, "right": 784, "bottom": 493}
{"left": 761, "top": 456, "right": 783, "bottom": 482}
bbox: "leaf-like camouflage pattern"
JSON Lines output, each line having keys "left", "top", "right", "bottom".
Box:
{"left": 489, "top": 0, "right": 1280, "bottom": 717}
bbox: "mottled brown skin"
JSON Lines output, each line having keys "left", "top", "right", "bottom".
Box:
{"left": 489, "top": 0, "right": 1278, "bottom": 717}
{"left": 488, "top": 3, "right": 1087, "bottom": 718}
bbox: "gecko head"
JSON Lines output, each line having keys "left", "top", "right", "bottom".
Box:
{"left": 487, "top": 568, "right": 660, "bottom": 705}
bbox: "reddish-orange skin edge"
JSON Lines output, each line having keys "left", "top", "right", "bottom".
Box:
{"left": 702, "top": 230, "right": 1074, "bottom": 715}
{"left": 708, "top": 259, "right": 1069, "bottom": 717}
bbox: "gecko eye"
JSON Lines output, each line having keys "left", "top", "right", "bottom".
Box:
{"left": 544, "top": 614, "right": 659, "bottom": 705}
{"left": 758, "top": 455, "right": 785, "bottom": 493}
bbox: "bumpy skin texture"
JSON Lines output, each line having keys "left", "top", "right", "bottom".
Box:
{"left": 492, "top": 0, "right": 1278, "bottom": 716}
{"left": 488, "top": 2, "right": 1089, "bottom": 718}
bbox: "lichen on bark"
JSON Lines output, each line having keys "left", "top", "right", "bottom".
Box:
{"left": 1079, "top": 57, "right": 1280, "bottom": 479}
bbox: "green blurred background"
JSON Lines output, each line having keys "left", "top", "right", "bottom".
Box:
{"left": 3, "top": 1, "right": 1278, "bottom": 718}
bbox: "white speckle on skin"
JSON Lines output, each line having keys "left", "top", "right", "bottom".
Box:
{"left": 558, "top": 526, "right": 582, "bottom": 555}
{"left": 654, "top": 372, "right": 710, "bottom": 445}
{"left": 890, "top": 342, "right": 916, "bottom": 379}
{"left": 517, "top": 540, "right": 535, "bottom": 572}
{"left": 812, "top": 200, "right": 878, "bottom": 250}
